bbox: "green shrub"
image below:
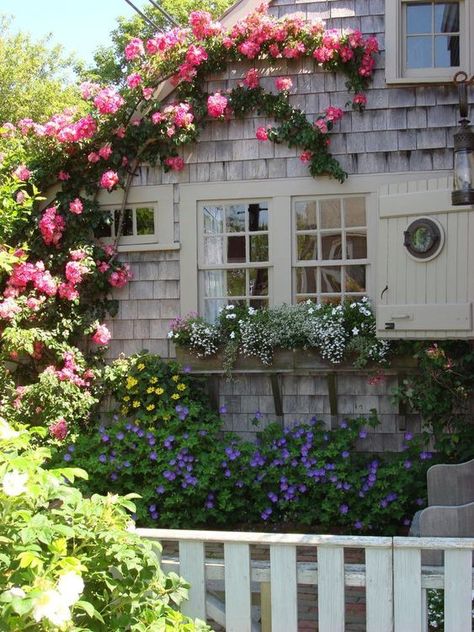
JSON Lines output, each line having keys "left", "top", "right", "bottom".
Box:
{"left": 56, "top": 355, "right": 431, "bottom": 534}
{"left": 0, "top": 419, "right": 210, "bottom": 631}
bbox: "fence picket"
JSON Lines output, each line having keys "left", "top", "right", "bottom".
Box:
{"left": 317, "top": 546, "right": 345, "bottom": 632}
{"left": 444, "top": 549, "right": 473, "bottom": 632}
{"left": 179, "top": 541, "right": 206, "bottom": 621}
{"left": 270, "top": 544, "right": 298, "bottom": 632}
{"left": 224, "top": 543, "right": 252, "bottom": 632}
{"left": 366, "top": 547, "right": 393, "bottom": 632}
{"left": 394, "top": 547, "right": 422, "bottom": 632}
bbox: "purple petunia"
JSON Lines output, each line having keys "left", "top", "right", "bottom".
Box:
{"left": 339, "top": 504, "right": 349, "bottom": 515}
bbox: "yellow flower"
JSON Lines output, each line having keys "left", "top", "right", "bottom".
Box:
{"left": 177, "top": 383, "right": 186, "bottom": 391}
{"left": 146, "top": 404, "right": 155, "bottom": 411}
{"left": 171, "top": 375, "right": 180, "bottom": 382}
{"left": 150, "top": 377, "right": 158, "bottom": 384}
{"left": 126, "top": 376, "right": 138, "bottom": 390}
{"left": 163, "top": 414, "right": 170, "bottom": 421}
{"left": 132, "top": 400, "right": 140, "bottom": 408}
{"left": 171, "top": 393, "right": 180, "bottom": 400}
{"left": 123, "top": 395, "right": 130, "bottom": 402}
{"left": 137, "top": 363, "right": 145, "bottom": 371}
{"left": 146, "top": 387, "right": 154, "bottom": 394}
{"left": 155, "top": 387, "right": 164, "bottom": 395}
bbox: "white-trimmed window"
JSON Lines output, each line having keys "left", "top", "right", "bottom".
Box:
{"left": 293, "top": 196, "right": 368, "bottom": 303}
{"left": 96, "top": 184, "right": 175, "bottom": 252}
{"left": 180, "top": 179, "right": 380, "bottom": 321}
{"left": 198, "top": 200, "right": 270, "bottom": 321}
{"left": 97, "top": 205, "right": 158, "bottom": 245}
{"left": 386, "top": 0, "right": 474, "bottom": 83}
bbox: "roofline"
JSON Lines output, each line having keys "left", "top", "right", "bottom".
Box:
{"left": 220, "top": 0, "right": 269, "bottom": 26}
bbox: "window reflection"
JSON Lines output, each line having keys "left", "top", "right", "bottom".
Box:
{"left": 406, "top": 1, "right": 460, "bottom": 69}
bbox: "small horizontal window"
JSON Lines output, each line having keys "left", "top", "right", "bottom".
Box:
{"left": 96, "top": 206, "right": 157, "bottom": 244}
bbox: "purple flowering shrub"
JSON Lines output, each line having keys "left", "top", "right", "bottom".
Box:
{"left": 54, "top": 353, "right": 432, "bottom": 533}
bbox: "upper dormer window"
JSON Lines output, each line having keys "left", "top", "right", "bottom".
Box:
{"left": 386, "top": 0, "right": 473, "bottom": 83}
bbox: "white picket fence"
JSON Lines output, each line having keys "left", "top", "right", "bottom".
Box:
{"left": 137, "top": 528, "right": 474, "bottom": 632}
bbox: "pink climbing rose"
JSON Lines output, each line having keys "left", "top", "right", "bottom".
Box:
{"left": 207, "top": 93, "right": 228, "bottom": 118}
{"left": 275, "top": 77, "right": 293, "bottom": 91}
{"left": 13, "top": 165, "right": 31, "bottom": 181}
{"left": 100, "top": 170, "right": 119, "bottom": 190}
{"left": 49, "top": 418, "right": 68, "bottom": 441}
{"left": 69, "top": 198, "right": 83, "bottom": 214}
{"left": 91, "top": 324, "right": 111, "bottom": 346}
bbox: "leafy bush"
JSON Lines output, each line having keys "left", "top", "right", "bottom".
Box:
{"left": 393, "top": 341, "right": 474, "bottom": 461}
{"left": 58, "top": 414, "right": 431, "bottom": 534}
{"left": 56, "top": 355, "right": 431, "bottom": 534}
{"left": 0, "top": 419, "right": 210, "bottom": 631}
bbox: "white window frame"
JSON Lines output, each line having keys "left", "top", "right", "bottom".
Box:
{"left": 96, "top": 184, "right": 176, "bottom": 252}
{"left": 385, "top": 0, "right": 474, "bottom": 84}
{"left": 197, "top": 199, "right": 271, "bottom": 319}
{"left": 292, "top": 195, "right": 370, "bottom": 303}
{"left": 179, "top": 178, "right": 381, "bottom": 318}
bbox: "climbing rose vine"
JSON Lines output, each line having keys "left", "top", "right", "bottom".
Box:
{"left": 0, "top": 2, "right": 378, "bottom": 437}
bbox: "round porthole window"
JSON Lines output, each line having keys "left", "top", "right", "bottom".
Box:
{"left": 403, "top": 217, "right": 444, "bottom": 261}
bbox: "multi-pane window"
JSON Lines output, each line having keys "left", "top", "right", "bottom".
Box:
{"left": 405, "top": 1, "right": 460, "bottom": 70}
{"left": 386, "top": 0, "right": 473, "bottom": 82}
{"left": 199, "top": 201, "right": 269, "bottom": 321}
{"left": 96, "top": 206, "right": 157, "bottom": 244}
{"left": 293, "top": 197, "right": 368, "bottom": 304}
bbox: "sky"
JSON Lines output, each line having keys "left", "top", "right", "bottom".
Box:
{"left": 0, "top": 0, "right": 145, "bottom": 66}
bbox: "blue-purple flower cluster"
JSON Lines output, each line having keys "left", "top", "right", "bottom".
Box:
{"left": 61, "top": 411, "right": 431, "bottom": 533}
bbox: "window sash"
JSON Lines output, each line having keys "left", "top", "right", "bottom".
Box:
{"left": 386, "top": 0, "right": 472, "bottom": 83}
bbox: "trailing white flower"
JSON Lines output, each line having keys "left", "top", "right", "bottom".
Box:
{"left": 2, "top": 470, "right": 28, "bottom": 497}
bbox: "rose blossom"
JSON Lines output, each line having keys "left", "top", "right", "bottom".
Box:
{"left": 13, "top": 165, "right": 31, "bottom": 181}
{"left": 353, "top": 93, "right": 367, "bottom": 106}
{"left": 100, "top": 170, "right": 119, "bottom": 190}
{"left": 39, "top": 206, "right": 65, "bottom": 247}
{"left": 207, "top": 93, "right": 228, "bottom": 118}
{"left": 92, "top": 324, "right": 111, "bottom": 345}
{"left": 49, "top": 418, "right": 68, "bottom": 441}
{"left": 164, "top": 156, "right": 185, "bottom": 171}
{"left": 275, "top": 77, "right": 293, "bottom": 91}
{"left": 325, "top": 106, "right": 344, "bottom": 122}
{"left": 243, "top": 68, "right": 259, "bottom": 89}
{"left": 300, "top": 150, "right": 312, "bottom": 162}
{"left": 69, "top": 198, "right": 83, "bottom": 214}
{"left": 98, "top": 143, "right": 113, "bottom": 160}
{"left": 256, "top": 127, "right": 268, "bottom": 141}
{"left": 126, "top": 73, "right": 142, "bottom": 89}
{"left": 93, "top": 87, "right": 124, "bottom": 115}
{"left": 124, "top": 37, "right": 144, "bottom": 60}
